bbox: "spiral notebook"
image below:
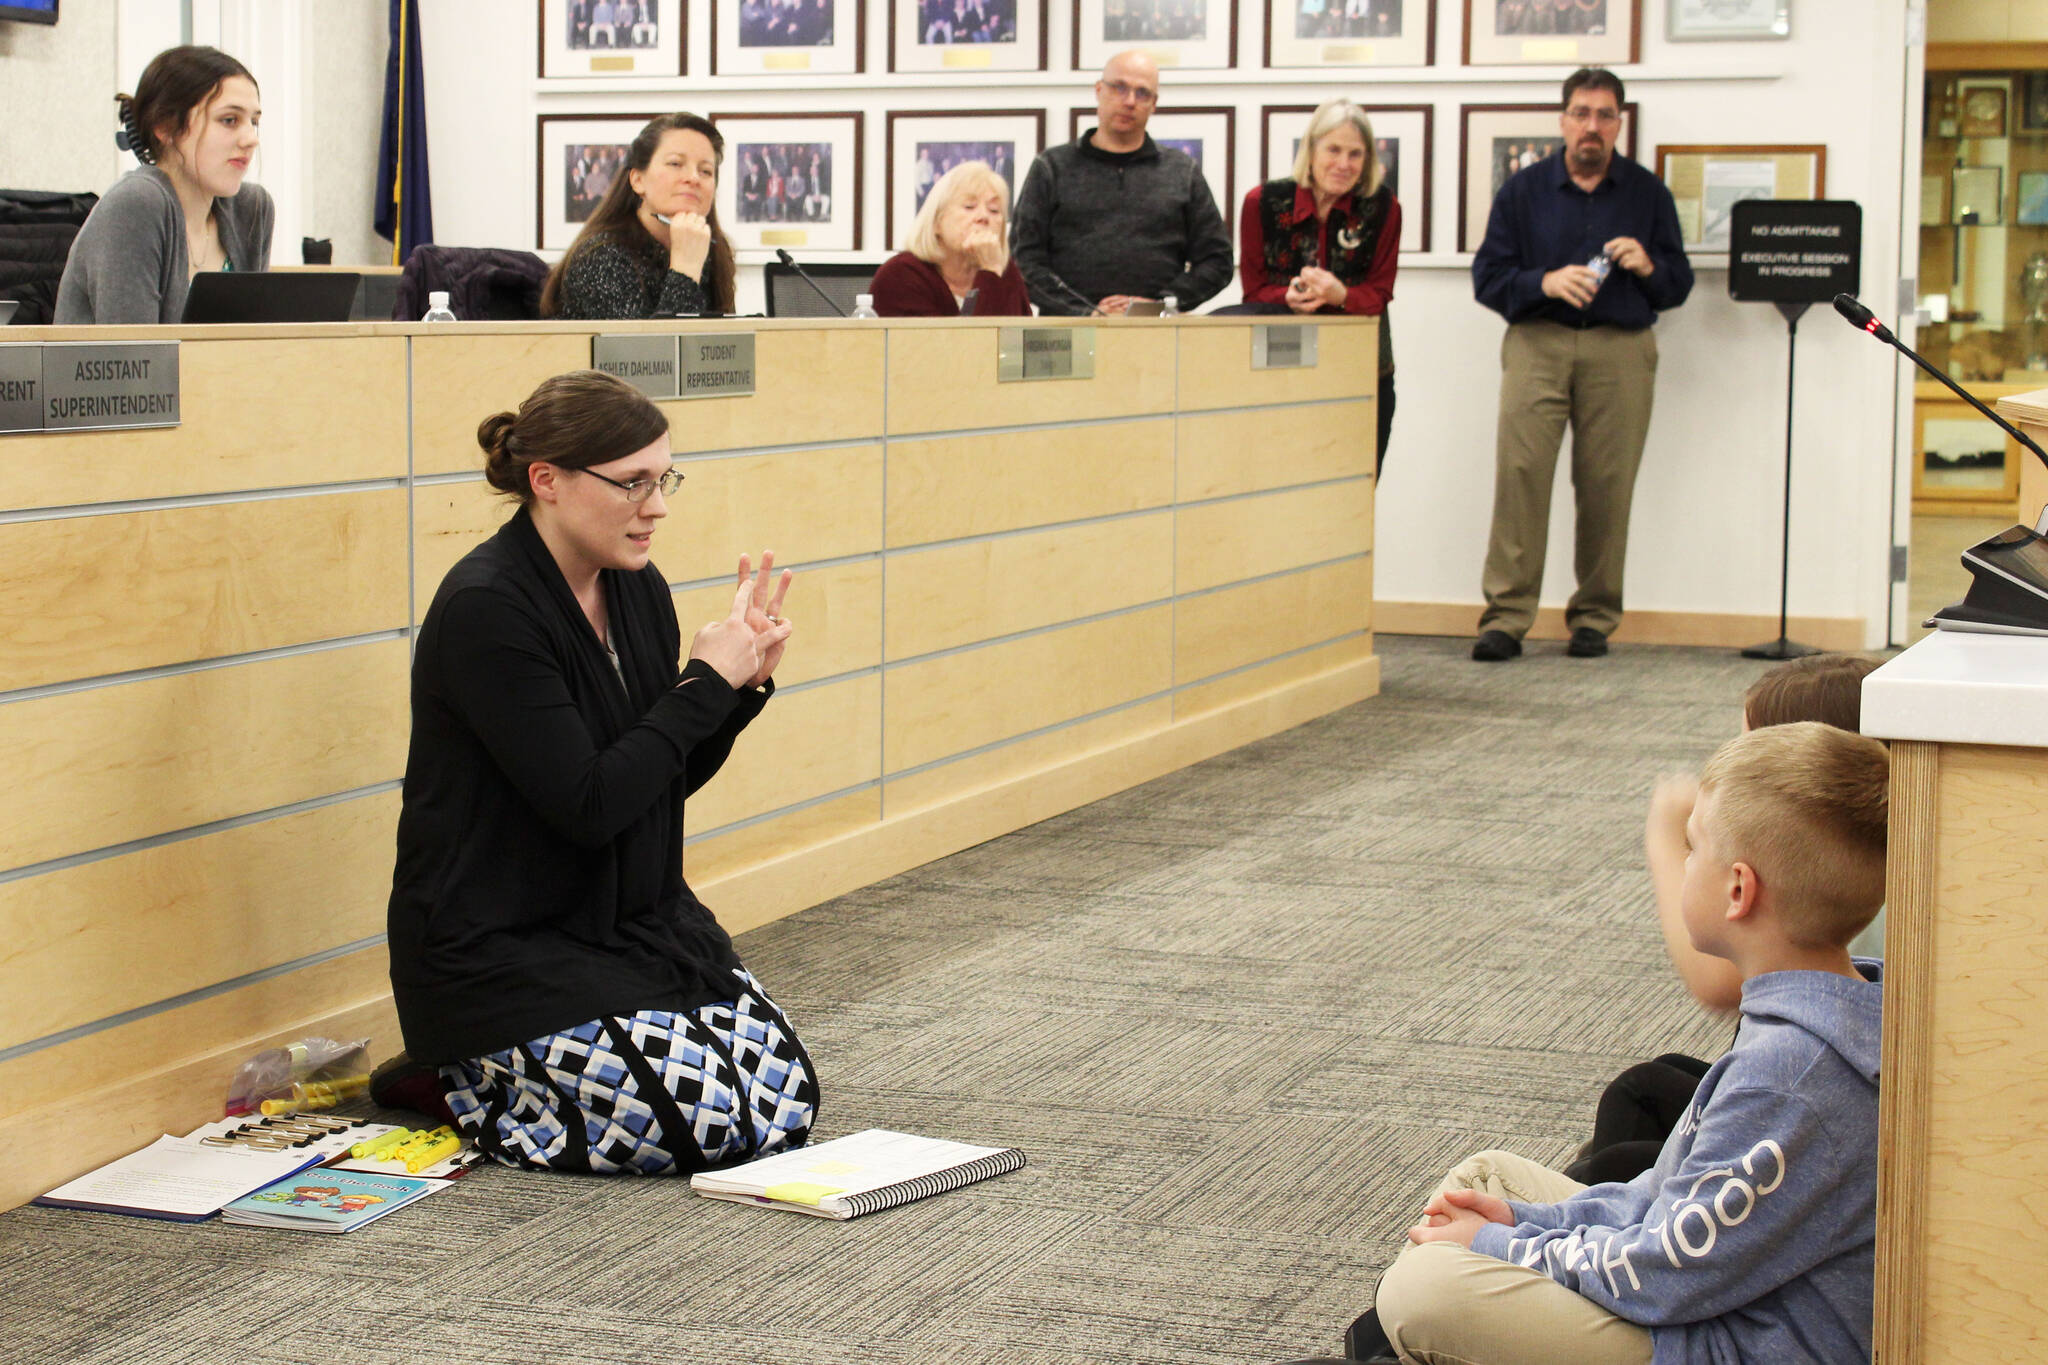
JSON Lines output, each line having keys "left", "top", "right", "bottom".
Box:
{"left": 690, "top": 1129, "right": 1025, "bottom": 1220}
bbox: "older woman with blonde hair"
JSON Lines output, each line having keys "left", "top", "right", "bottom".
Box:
{"left": 869, "top": 160, "right": 1032, "bottom": 316}
{"left": 1237, "top": 98, "right": 1401, "bottom": 470}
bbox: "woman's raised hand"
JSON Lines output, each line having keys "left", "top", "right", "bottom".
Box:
{"left": 690, "top": 580, "right": 769, "bottom": 689}
{"left": 669, "top": 211, "right": 713, "bottom": 282}
{"left": 736, "top": 551, "right": 794, "bottom": 687}
{"left": 960, "top": 227, "right": 1007, "bottom": 275}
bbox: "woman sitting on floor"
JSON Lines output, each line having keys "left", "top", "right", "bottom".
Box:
{"left": 385, "top": 369, "right": 816, "bottom": 1174}
{"left": 869, "top": 160, "right": 1032, "bottom": 317}
{"left": 541, "top": 112, "right": 737, "bottom": 319}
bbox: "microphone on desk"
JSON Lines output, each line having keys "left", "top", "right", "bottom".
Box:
{"left": 1834, "top": 292, "right": 2048, "bottom": 634}
{"left": 774, "top": 249, "right": 848, "bottom": 318}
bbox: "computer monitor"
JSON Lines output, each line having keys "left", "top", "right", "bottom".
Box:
{"left": 180, "top": 272, "right": 362, "bottom": 325}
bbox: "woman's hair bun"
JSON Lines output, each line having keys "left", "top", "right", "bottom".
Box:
{"left": 477, "top": 411, "right": 521, "bottom": 492}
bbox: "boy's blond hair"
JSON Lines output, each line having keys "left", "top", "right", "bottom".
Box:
{"left": 1697, "top": 722, "right": 1889, "bottom": 948}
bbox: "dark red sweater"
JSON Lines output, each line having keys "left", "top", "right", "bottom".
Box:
{"left": 869, "top": 251, "right": 1033, "bottom": 317}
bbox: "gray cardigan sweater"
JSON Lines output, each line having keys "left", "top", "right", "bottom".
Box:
{"left": 1009, "top": 132, "right": 1232, "bottom": 315}
{"left": 53, "top": 167, "right": 274, "bottom": 325}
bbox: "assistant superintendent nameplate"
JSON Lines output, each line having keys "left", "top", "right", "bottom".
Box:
{"left": 1252, "top": 325, "right": 1318, "bottom": 370}
{"left": 678, "top": 333, "right": 756, "bottom": 399}
{"left": 998, "top": 327, "right": 1096, "bottom": 382}
{"left": 41, "top": 342, "right": 180, "bottom": 432}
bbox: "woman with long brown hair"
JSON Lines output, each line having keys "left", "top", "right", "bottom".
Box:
{"left": 54, "top": 45, "right": 272, "bottom": 324}
{"left": 541, "top": 113, "right": 738, "bottom": 318}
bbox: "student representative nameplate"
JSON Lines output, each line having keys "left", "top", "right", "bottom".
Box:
{"left": 678, "top": 334, "right": 756, "bottom": 399}
{"left": 39, "top": 343, "right": 181, "bottom": 432}
{"left": 997, "top": 327, "right": 1096, "bottom": 382}
{"left": 592, "top": 335, "right": 680, "bottom": 399}
{"left": 1252, "top": 325, "right": 1318, "bottom": 370}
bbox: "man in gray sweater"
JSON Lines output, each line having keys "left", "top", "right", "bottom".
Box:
{"left": 1009, "top": 50, "right": 1233, "bottom": 316}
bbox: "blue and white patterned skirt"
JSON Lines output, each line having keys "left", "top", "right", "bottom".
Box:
{"left": 441, "top": 969, "right": 817, "bottom": 1176}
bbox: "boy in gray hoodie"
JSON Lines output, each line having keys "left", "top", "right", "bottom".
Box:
{"left": 1369, "top": 721, "right": 1888, "bottom": 1365}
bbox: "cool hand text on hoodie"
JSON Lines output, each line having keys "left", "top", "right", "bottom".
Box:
{"left": 1469, "top": 962, "right": 1882, "bottom": 1365}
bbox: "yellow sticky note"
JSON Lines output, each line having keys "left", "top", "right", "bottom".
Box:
{"left": 765, "top": 1180, "right": 845, "bottom": 1207}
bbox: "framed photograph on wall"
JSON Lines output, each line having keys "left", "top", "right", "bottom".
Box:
{"left": 1666, "top": 0, "right": 1788, "bottom": 40}
{"left": 1654, "top": 144, "right": 1824, "bottom": 251}
{"left": 887, "top": 110, "right": 1045, "bottom": 247}
{"left": 712, "top": 112, "right": 865, "bottom": 252}
{"left": 539, "top": 0, "right": 682, "bottom": 78}
{"left": 2024, "top": 73, "right": 2048, "bottom": 132}
{"left": 1265, "top": 0, "right": 1433, "bottom": 68}
{"left": 1261, "top": 104, "right": 1430, "bottom": 253}
{"left": 712, "top": 0, "right": 864, "bottom": 74}
{"left": 892, "top": 0, "right": 1047, "bottom": 70}
{"left": 1074, "top": 0, "right": 1236, "bottom": 71}
{"left": 1459, "top": 102, "right": 1637, "bottom": 251}
{"left": 1958, "top": 82, "right": 2010, "bottom": 139}
{"left": 2019, "top": 171, "right": 2048, "bottom": 227}
{"left": 537, "top": 114, "right": 659, "bottom": 252}
{"left": 1464, "top": 0, "right": 1638, "bottom": 67}
{"left": 1067, "top": 106, "right": 1235, "bottom": 226}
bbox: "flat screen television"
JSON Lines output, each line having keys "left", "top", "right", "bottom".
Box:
{"left": 0, "top": 0, "right": 58, "bottom": 23}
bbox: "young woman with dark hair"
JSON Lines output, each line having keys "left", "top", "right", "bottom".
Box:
{"left": 386, "top": 369, "right": 814, "bottom": 1175}
{"left": 541, "top": 113, "right": 739, "bottom": 318}
{"left": 54, "top": 45, "right": 273, "bottom": 325}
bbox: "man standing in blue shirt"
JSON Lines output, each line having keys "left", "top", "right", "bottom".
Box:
{"left": 1470, "top": 68, "right": 1692, "bottom": 662}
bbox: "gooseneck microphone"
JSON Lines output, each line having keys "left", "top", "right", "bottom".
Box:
{"left": 1833, "top": 292, "right": 2048, "bottom": 474}
{"left": 774, "top": 249, "right": 848, "bottom": 318}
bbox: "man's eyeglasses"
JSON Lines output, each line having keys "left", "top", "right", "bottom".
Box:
{"left": 1102, "top": 80, "right": 1157, "bottom": 104}
{"left": 1564, "top": 106, "right": 1623, "bottom": 127}
{"left": 581, "top": 467, "right": 685, "bottom": 503}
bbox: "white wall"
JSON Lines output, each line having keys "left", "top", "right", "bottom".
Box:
{"left": 0, "top": 3, "right": 123, "bottom": 193}
{"left": 415, "top": 0, "right": 1918, "bottom": 647}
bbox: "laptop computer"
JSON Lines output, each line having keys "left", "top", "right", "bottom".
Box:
{"left": 180, "top": 272, "right": 362, "bottom": 324}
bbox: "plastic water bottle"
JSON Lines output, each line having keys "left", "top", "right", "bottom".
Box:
{"left": 421, "top": 290, "right": 457, "bottom": 323}
{"left": 849, "top": 293, "right": 879, "bottom": 319}
{"left": 1584, "top": 252, "right": 1613, "bottom": 286}
{"left": 1160, "top": 293, "right": 1180, "bottom": 318}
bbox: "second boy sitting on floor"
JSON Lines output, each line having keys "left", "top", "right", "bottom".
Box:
{"left": 1363, "top": 721, "right": 1888, "bottom": 1365}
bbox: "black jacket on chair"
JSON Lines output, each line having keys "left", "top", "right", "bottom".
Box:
{"left": 0, "top": 189, "right": 98, "bottom": 326}
{"left": 393, "top": 244, "right": 550, "bottom": 321}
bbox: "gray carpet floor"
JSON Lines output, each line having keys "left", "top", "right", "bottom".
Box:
{"left": 2, "top": 635, "right": 1782, "bottom": 1365}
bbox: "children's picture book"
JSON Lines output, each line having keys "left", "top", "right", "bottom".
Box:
{"left": 690, "top": 1129, "right": 1025, "bottom": 1220}
{"left": 220, "top": 1168, "right": 449, "bottom": 1233}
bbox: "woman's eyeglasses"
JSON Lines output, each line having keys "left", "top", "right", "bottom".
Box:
{"left": 581, "top": 467, "right": 685, "bottom": 503}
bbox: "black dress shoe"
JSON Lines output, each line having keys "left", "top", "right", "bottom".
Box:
{"left": 1344, "top": 1307, "right": 1399, "bottom": 1360}
{"left": 1471, "top": 629, "right": 1522, "bottom": 662}
{"left": 1566, "top": 627, "right": 1609, "bottom": 658}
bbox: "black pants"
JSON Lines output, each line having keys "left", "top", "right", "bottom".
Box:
{"left": 1562, "top": 1052, "right": 1710, "bottom": 1186}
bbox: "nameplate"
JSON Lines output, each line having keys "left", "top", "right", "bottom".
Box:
{"left": 593, "top": 334, "right": 680, "bottom": 398}
{"left": 1251, "top": 324, "right": 1318, "bottom": 370}
{"left": 678, "top": 333, "right": 756, "bottom": 399}
{"left": 0, "top": 346, "right": 39, "bottom": 434}
{"left": 997, "top": 327, "right": 1096, "bottom": 383}
{"left": 39, "top": 343, "right": 181, "bottom": 432}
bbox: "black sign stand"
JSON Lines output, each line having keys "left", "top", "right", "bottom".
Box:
{"left": 1745, "top": 300, "right": 1819, "bottom": 660}
{"left": 1728, "top": 199, "right": 1863, "bottom": 660}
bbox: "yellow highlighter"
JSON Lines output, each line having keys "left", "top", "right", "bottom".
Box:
{"left": 403, "top": 1132, "right": 463, "bottom": 1173}
{"left": 387, "top": 1124, "right": 457, "bottom": 1163}
{"left": 349, "top": 1127, "right": 414, "bottom": 1161}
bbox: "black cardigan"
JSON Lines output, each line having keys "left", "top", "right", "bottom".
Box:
{"left": 387, "top": 507, "right": 770, "bottom": 1064}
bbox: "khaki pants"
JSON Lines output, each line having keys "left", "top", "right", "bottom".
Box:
{"left": 1374, "top": 1150, "right": 1654, "bottom": 1365}
{"left": 1479, "top": 321, "right": 1659, "bottom": 639}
